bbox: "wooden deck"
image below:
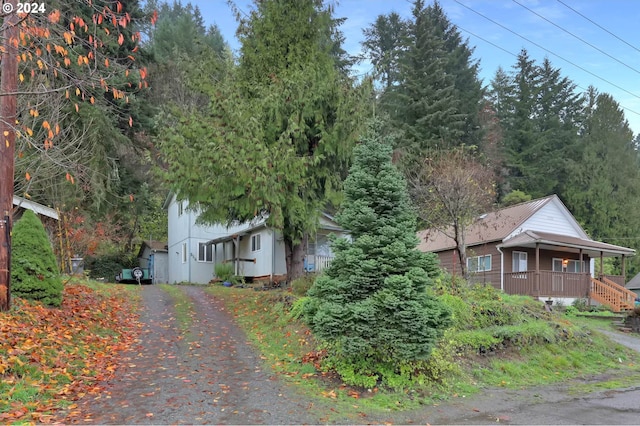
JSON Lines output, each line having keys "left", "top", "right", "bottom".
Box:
{"left": 503, "top": 270, "right": 632, "bottom": 312}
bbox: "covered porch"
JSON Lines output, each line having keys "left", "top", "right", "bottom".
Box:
{"left": 498, "top": 230, "right": 636, "bottom": 311}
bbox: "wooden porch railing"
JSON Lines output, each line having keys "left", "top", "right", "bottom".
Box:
{"left": 503, "top": 271, "right": 591, "bottom": 297}
{"left": 590, "top": 276, "right": 636, "bottom": 313}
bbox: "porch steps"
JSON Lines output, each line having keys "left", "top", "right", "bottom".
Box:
{"left": 590, "top": 277, "right": 636, "bottom": 313}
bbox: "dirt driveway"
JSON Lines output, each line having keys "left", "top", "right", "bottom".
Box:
{"left": 69, "top": 285, "right": 323, "bottom": 424}
{"left": 68, "top": 285, "right": 640, "bottom": 425}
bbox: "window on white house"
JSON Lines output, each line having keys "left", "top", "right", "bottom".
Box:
{"left": 178, "top": 201, "right": 184, "bottom": 216}
{"left": 182, "top": 242, "right": 187, "bottom": 263}
{"left": 198, "top": 242, "right": 213, "bottom": 262}
{"left": 251, "top": 234, "right": 261, "bottom": 252}
{"left": 467, "top": 255, "right": 491, "bottom": 272}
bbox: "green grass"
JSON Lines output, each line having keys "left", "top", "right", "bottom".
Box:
{"left": 158, "top": 284, "right": 195, "bottom": 337}
{"left": 206, "top": 283, "right": 639, "bottom": 419}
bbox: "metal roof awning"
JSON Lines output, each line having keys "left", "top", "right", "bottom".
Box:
{"left": 499, "top": 230, "right": 635, "bottom": 257}
{"left": 205, "top": 222, "right": 268, "bottom": 246}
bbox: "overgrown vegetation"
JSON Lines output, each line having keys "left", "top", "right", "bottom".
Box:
{"left": 211, "top": 280, "right": 637, "bottom": 415}
{"left": 11, "top": 211, "right": 63, "bottom": 307}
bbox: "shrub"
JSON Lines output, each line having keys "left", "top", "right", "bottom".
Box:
{"left": 84, "top": 253, "right": 133, "bottom": 281}
{"left": 304, "top": 123, "right": 451, "bottom": 388}
{"left": 11, "top": 210, "right": 63, "bottom": 306}
{"left": 571, "top": 297, "right": 589, "bottom": 312}
{"left": 291, "top": 274, "right": 316, "bottom": 296}
{"left": 214, "top": 263, "right": 235, "bottom": 283}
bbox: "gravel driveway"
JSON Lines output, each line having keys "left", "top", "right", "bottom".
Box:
{"left": 68, "top": 285, "right": 640, "bottom": 425}
{"left": 70, "top": 285, "right": 322, "bottom": 424}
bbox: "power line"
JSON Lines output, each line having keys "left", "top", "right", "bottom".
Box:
{"left": 513, "top": 0, "right": 640, "bottom": 76}
{"left": 557, "top": 0, "right": 640, "bottom": 55}
{"left": 457, "top": 24, "right": 640, "bottom": 118}
{"left": 453, "top": 0, "right": 640, "bottom": 103}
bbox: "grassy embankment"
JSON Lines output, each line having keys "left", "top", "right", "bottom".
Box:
{"left": 206, "top": 279, "right": 640, "bottom": 415}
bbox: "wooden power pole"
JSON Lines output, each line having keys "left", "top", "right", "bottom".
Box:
{"left": 0, "top": 1, "right": 19, "bottom": 311}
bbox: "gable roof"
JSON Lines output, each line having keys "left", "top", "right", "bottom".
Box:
{"left": 137, "top": 240, "right": 168, "bottom": 258}
{"left": 418, "top": 195, "right": 558, "bottom": 252}
{"left": 417, "top": 194, "right": 633, "bottom": 258}
{"left": 627, "top": 273, "right": 640, "bottom": 290}
{"left": 499, "top": 230, "right": 634, "bottom": 257}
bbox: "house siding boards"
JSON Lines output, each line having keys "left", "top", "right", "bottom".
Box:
{"left": 509, "top": 200, "right": 586, "bottom": 240}
{"left": 164, "top": 193, "right": 340, "bottom": 283}
{"left": 418, "top": 194, "right": 634, "bottom": 303}
{"left": 436, "top": 244, "right": 502, "bottom": 289}
{"left": 165, "top": 194, "right": 223, "bottom": 284}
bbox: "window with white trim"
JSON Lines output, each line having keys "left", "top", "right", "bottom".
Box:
{"left": 182, "top": 242, "right": 187, "bottom": 263}
{"left": 553, "top": 258, "right": 586, "bottom": 273}
{"left": 178, "top": 201, "right": 184, "bottom": 217}
{"left": 512, "top": 251, "right": 528, "bottom": 272}
{"left": 251, "top": 234, "right": 261, "bottom": 252}
{"left": 467, "top": 255, "right": 491, "bottom": 272}
{"left": 198, "top": 242, "right": 213, "bottom": 262}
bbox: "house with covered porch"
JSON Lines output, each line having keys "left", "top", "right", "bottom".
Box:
{"left": 164, "top": 193, "right": 344, "bottom": 284}
{"left": 418, "top": 195, "right": 636, "bottom": 312}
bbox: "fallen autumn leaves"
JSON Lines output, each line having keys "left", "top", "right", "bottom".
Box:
{"left": 0, "top": 282, "right": 141, "bottom": 423}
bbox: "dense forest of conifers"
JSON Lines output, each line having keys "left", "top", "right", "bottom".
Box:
{"left": 15, "top": 0, "right": 640, "bottom": 277}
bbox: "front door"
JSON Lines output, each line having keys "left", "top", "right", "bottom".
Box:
{"left": 552, "top": 258, "right": 564, "bottom": 291}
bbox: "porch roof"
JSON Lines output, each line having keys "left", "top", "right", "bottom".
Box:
{"left": 205, "top": 222, "right": 268, "bottom": 246}
{"left": 498, "top": 230, "right": 635, "bottom": 257}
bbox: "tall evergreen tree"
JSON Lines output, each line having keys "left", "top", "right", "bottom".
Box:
{"left": 304, "top": 122, "right": 451, "bottom": 387}
{"left": 160, "top": 0, "right": 369, "bottom": 280}
{"left": 365, "top": 0, "right": 483, "bottom": 164}
{"left": 362, "top": 12, "right": 406, "bottom": 90}
{"left": 565, "top": 89, "right": 640, "bottom": 253}
{"left": 490, "top": 51, "right": 583, "bottom": 199}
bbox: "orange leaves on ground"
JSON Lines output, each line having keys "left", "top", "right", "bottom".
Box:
{"left": 25, "top": 172, "right": 31, "bottom": 181}
{"left": 128, "top": 116, "right": 133, "bottom": 127}
{"left": 0, "top": 284, "right": 141, "bottom": 423}
{"left": 65, "top": 173, "right": 75, "bottom": 184}
{"left": 117, "top": 33, "right": 124, "bottom": 45}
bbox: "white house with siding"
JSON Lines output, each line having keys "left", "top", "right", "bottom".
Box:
{"left": 163, "top": 193, "right": 345, "bottom": 284}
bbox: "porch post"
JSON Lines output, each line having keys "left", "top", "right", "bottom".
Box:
{"left": 535, "top": 243, "right": 540, "bottom": 298}
{"left": 599, "top": 251, "right": 604, "bottom": 280}
{"left": 579, "top": 249, "right": 583, "bottom": 272}
{"left": 622, "top": 255, "right": 626, "bottom": 282}
{"left": 270, "top": 230, "right": 275, "bottom": 284}
{"left": 234, "top": 235, "right": 240, "bottom": 276}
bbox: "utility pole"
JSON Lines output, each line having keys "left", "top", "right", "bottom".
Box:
{"left": 0, "top": 0, "right": 19, "bottom": 311}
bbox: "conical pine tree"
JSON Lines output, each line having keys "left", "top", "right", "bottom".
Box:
{"left": 304, "top": 122, "right": 451, "bottom": 376}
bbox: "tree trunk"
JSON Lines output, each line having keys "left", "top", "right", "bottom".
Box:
{"left": 284, "top": 233, "right": 307, "bottom": 284}
{"left": 453, "top": 224, "right": 468, "bottom": 279}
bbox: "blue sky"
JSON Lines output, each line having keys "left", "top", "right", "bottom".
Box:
{"left": 189, "top": 0, "right": 640, "bottom": 136}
